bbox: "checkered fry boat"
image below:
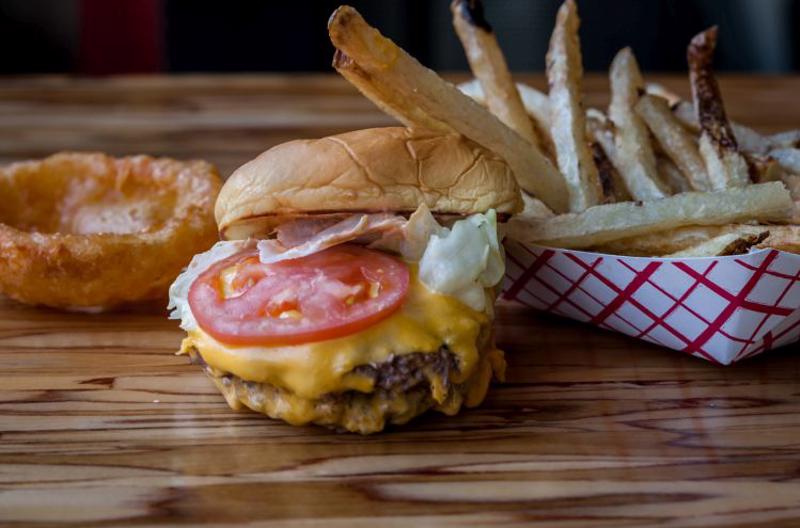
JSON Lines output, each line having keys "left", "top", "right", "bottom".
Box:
{"left": 503, "top": 241, "right": 800, "bottom": 364}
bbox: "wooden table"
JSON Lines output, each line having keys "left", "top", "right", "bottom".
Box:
{"left": 1, "top": 75, "right": 800, "bottom": 527}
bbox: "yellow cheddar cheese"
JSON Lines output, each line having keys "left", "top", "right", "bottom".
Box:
{"left": 181, "top": 267, "right": 490, "bottom": 401}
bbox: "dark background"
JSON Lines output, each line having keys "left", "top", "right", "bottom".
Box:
{"left": 1, "top": 0, "right": 798, "bottom": 75}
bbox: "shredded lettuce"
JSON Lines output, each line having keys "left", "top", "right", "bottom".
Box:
{"left": 167, "top": 239, "right": 253, "bottom": 331}
{"left": 418, "top": 210, "right": 504, "bottom": 312}
{"left": 332, "top": 205, "right": 446, "bottom": 262}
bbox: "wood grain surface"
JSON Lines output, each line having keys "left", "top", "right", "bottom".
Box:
{"left": 1, "top": 74, "right": 800, "bottom": 527}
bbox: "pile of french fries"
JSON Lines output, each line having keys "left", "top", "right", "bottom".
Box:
{"left": 328, "top": 1, "right": 800, "bottom": 258}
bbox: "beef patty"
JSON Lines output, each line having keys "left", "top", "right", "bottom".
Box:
{"left": 188, "top": 345, "right": 495, "bottom": 434}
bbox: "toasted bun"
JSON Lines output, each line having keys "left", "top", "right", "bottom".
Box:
{"left": 216, "top": 127, "right": 522, "bottom": 239}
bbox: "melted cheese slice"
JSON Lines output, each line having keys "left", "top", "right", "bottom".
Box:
{"left": 181, "top": 267, "right": 489, "bottom": 401}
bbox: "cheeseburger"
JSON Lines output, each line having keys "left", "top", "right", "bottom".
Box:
{"left": 169, "top": 127, "right": 521, "bottom": 433}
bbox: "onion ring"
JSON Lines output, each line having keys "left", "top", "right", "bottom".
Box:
{"left": 0, "top": 152, "right": 221, "bottom": 310}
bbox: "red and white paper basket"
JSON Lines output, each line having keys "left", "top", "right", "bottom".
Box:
{"left": 503, "top": 240, "right": 800, "bottom": 364}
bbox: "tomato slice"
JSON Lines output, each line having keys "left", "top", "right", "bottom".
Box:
{"left": 188, "top": 244, "right": 410, "bottom": 346}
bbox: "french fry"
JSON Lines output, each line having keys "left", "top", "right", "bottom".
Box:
{"left": 592, "top": 142, "right": 630, "bottom": 203}
{"left": 609, "top": 48, "right": 671, "bottom": 200}
{"left": 328, "top": 6, "right": 570, "bottom": 213}
{"left": 688, "top": 27, "right": 751, "bottom": 189}
{"left": 768, "top": 130, "right": 800, "bottom": 149}
{"left": 596, "top": 223, "right": 799, "bottom": 256}
{"left": 519, "top": 192, "right": 556, "bottom": 221}
{"left": 657, "top": 156, "right": 692, "bottom": 193}
{"left": 653, "top": 85, "right": 779, "bottom": 156}
{"left": 586, "top": 116, "right": 616, "bottom": 166}
{"left": 586, "top": 107, "right": 611, "bottom": 127}
{"left": 761, "top": 153, "right": 800, "bottom": 221}
{"left": 671, "top": 99, "right": 699, "bottom": 131}
{"left": 595, "top": 224, "right": 770, "bottom": 256}
{"left": 546, "top": 0, "right": 603, "bottom": 212}
{"left": 644, "top": 82, "right": 683, "bottom": 107}
{"left": 673, "top": 98, "right": 775, "bottom": 156}
{"left": 505, "top": 182, "right": 792, "bottom": 249}
{"left": 587, "top": 107, "right": 673, "bottom": 201}
{"left": 458, "top": 80, "right": 552, "bottom": 131}
{"left": 457, "top": 80, "right": 555, "bottom": 160}
{"left": 516, "top": 83, "right": 552, "bottom": 130}
{"left": 770, "top": 148, "right": 800, "bottom": 174}
{"left": 665, "top": 232, "right": 768, "bottom": 258}
{"left": 451, "top": 0, "right": 540, "bottom": 147}
{"left": 515, "top": 83, "right": 557, "bottom": 161}
{"left": 636, "top": 93, "right": 711, "bottom": 191}
{"left": 731, "top": 123, "right": 774, "bottom": 155}
{"left": 783, "top": 174, "right": 800, "bottom": 199}
{"left": 748, "top": 153, "right": 787, "bottom": 185}
{"left": 332, "top": 52, "right": 454, "bottom": 134}
{"left": 756, "top": 225, "right": 800, "bottom": 254}
{"left": 585, "top": 109, "right": 632, "bottom": 200}
{"left": 592, "top": 142, "right": 615, "bottom": 203}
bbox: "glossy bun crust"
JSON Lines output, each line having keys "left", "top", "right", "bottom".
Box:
{"left": 216, "top": 127, "right": 522, "bottom": 239}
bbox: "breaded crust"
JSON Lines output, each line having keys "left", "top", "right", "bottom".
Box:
{"left": 0, "top": 153, "right": 220, "bottom": 309}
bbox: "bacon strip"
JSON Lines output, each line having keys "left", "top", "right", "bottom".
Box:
{"left": 275, "top": 215, "right": 352, "bottom": 247}
{"left": 258, "top": 213, "right": 406, "bottom": 264}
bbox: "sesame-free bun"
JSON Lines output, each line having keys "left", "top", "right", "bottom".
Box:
{"left": 216, "top": 127, "right": 522, "bottom": 239}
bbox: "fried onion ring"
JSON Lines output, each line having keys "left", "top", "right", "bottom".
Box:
{"left": 0, "top": 152, "right": 221, "bottom": 310}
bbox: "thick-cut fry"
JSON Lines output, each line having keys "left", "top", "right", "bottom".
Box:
{"left": 459, "top": 80, "right": 554, "bottom": 157}
{"left": 671, "top": 99, "right": 698, "bottom": 130}
{"left": 731, "top": 123, "right": 773, "bottom": 155}
{"left": 747, "top": 153, "right": 786, "bottom": 185}
{"left": 516, "top": 83, "right": 552, "bottom": 129}
{"left": 586, "top": 115, "right": 617, "bottom": 167}
{"left": 515, "top": 84, "right": 556, "bottom": 160}
{"left": 783, "top": 174, "right": 800, "bottom": 198}
{"left": 592, "top": 142, "right": 629, "bottom": 203}
{"left": 333, "top": 52, "right": 454, "bottom": 134}
{"left": 599, "top": 224, "right": 800, "bottom": 256}
{"left": 657, "top": 157, "right": 691, "bottom": 193}
{"left": 660, "top": 85, "right": 777, "bottom": 156}
{"left": 451, "top": 0, "right": 540, "bottom": 147}
{"left": 505, "top": 182, "right": 792, "bottom": 249}
{"left": 768, "top": 130, "right": 800, "bottom": 149}
{"left": 770, "top": 148, "right": 800, "bottom": 174}
{"left": 585, "top": 110, "right": 632, "bottom": 200}
{"left": 595, "top": 224, "right": 770, "bottom": 256}
{"left": 688, "top": 27, "right": 751, "bottom": 190}
{"left": 519, "top": 192, "right": 556, "bottom": 221}
{"left": 609, "top": 48, "right": 671, "bottom": 200}
{"left": 458, "top": 80, "right": 552, "bottom": 130}
{"left": 586, "top": 107, "right": 610, "bottom": 127}
{"left": 778, "top": 173, "right": 800, "bottom": 221}
{"left": 546, "top": 0, "right": 602, "bottom": 211}
{"left": 669, "top": 96, "right": 776, "bottom": 155}
{"left": 665, "top": 232, "right": 768, "bottom": 258}
{"left": 587, "top": 107, "right": 646, "bottom": 200}
{"left": 329, "top": 6, "right": 570, "bottom": 212}
{"left": 636, "top": 94, "right": 710, "bottom": 191}
{"left": 592, "top": 142, "right": 615, "bottom": 203}
{"left": 644, "top": 82, "right": 683, "bottom": 107}
{"left": 756, "top": 225, "right": 800, "bottom": 253}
